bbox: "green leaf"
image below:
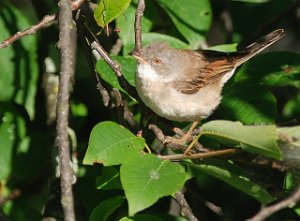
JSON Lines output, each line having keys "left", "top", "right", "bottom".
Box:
{"left": 208, "top": 43, "right": 238, "bottom": 52}
{"left": 120, "top": 154, "right": 188, "bottom": 215}
{"left": 89, "top": 196, "right": 124, "bottom": 221}
{"left": 96, "top": 166, "right": 122, "bottom": 190}
{"left": 234, "top": 52, "right": 300, "bottom": 89}
{"left": 218, "top": 85, "right": 277, "bottom": 124}
{"left": 283, "top": 93, "right": 300, "bottom": 119}
{"left": 117, "top": 2, "right": 153, "bottom": 47}
{"left": 83, "top": 121, "right": 145, "bottom": 166}
{"left": 191, "top": 159, "right": 275, "bottom": 204}
{"left": 200, "top": 120, "right": 281, "bottom": 160}
{"left": 119, "top": 215, "right": 187, "bottom": 221}
{"left": 0, "top": 2, "right": 38, "bottom": 119}
{"left": 120, "top": 215, "right": 164, "bottom": 221}
{"left": 119, "top": 218, "right": 134, "bottom": 221}
{"left": 94, "top": 0, "right": 131, "bottom": 27}
{"left": 123, "top": 32, "right": 190, "bottom": 56}
{"left": 0, "top": 103, "right": 29, "bottom": 181}
{"left": 284, "top": 172, "right": 297, "bottom": 191}
{"left": 156, "top": 0, "right": 212, "bottom": 48}
{"left": 96, "top": 56, "right": 136, "bottom": 92}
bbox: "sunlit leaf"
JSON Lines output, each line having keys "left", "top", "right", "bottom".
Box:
{"left": 94, "top": 0, "right": 131, "bottom": 27}
{"left": 96, "top": 56, "right": 136, "bottom": 93}
{"left": 120, "top": 154, "right": 188, "bottom": 215}
{"left": 83, "top": 121, "right": 145, "bottom": 166}
{"left": 200, "top": 120, "right": 281, "bottom": 160}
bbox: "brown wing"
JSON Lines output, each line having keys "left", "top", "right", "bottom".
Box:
{"left": 173, "top": 29, "right": 284, "bottom": 95}
{"left": 173, "top": 50, "right": 243, "bottom": 95}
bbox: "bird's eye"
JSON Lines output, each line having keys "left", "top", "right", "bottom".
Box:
{"left": 152, "top": 57, "right": 161, "bottom": 65}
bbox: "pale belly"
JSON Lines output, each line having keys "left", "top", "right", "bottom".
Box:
{"left": 136, "top": 77, "right": 222, "bottom": 122}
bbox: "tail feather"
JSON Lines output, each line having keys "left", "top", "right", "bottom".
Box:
{"left": 236, "top": 29, "right": 285, "bottom": 66}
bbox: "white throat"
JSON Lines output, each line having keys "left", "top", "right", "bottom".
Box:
{"left": 137, "top": 63, "right": 168, "bottom": 82}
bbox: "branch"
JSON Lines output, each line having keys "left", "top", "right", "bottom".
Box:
{"left": 149, "top": 124, "right": 186, "bottom": 150}
{"left": 0, "top": 14, "right": 56, "bottom": 49}
{"left": 134, "top": 0, "right": 145, "bottom": 54}
{"left": 175, "top": 191, "right": 199, "bottom": 221}
{"left": 0, "top": 189, "right": 21, "bottom": 205}
{"left": 56, "top": 0, "right": 76, "bottom": 220}
{"left": 90, "top": 41, "right": 138, "bottom": 98}
{"left": 158, "top": 148, "right": 241, "bottom": 161}
{"left": 0, "top": 0, "right": 85, "bottom": 49}
{"left": 247, "top": 184, "right": 300, "bottom": 221}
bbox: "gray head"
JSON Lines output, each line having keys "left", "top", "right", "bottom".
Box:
{"left": 133, "top": 42, "right": 189, "bottom": 80}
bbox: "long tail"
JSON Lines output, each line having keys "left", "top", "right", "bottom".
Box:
{"left": 236, "top": 29, "right": 285, "bottom": 66}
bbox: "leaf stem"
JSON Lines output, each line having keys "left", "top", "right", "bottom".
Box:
{"left": 159, "top": 149, "right": 241, "bottom": 161}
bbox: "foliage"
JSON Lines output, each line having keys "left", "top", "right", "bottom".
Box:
{"left": 0, "top": 0, "right": 300, "bottom": 221}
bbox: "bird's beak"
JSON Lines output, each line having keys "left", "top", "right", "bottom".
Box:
{"left": 131, "top": 51, "right": 147, "bottom": 64}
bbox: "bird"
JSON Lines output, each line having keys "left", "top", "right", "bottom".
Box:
{"left": 132, "top": 29, "right": 284, "bottom": 153}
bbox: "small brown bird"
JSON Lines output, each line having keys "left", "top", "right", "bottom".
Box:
{"left": 133, "top": 29, "right": 284, "bottom": 151}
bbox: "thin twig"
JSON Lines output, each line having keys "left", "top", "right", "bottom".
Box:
{"left": 71, "top": 0, "right": 86, "bottom": 10}
{"left": 0, "top": 189, "right": 21, "bottom": 205}
{"left": 172, "top": 127, "right": 208, "bottom": 152}
{"left": 247, "top": 184, "right": 300, "bottom": 221}
{"left": 90, "top": 41, "right": 138, "bottom": 98}
{"left": 175, "top": 191, "right": 199, "bottom": 221}
{"left": 75, "top": 15, "right": 111, "bottom": 107}
{"left": 0, "top": 15, "right": 56, "bottom": 49}
{"left": 158, "top": 148, "right": 241, "bottom": 161}
{"left": 0, "top": 0, "right": 85, "bottom": 49}
{"left": 57, "top": 0, "right": 76, "bottom": 220}
{"left": 134, "top": 0, "right": 145, "bottom": 53}
{"left": 149, "top": 124, "right": 186, "bottom": 150}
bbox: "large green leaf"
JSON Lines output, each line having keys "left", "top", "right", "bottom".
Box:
{"left": 96, "top": 56, "right": 136, "bottom": 92}
{"left": 89, "top": 196, "right": 124, "bottom": 221}
{"left": 83, "top": 121, "right": 145, "bottom": 166}
{"left": 120, "top": 154, "right": 188, "bottom": 215}
{"left": 200, "top": 120, "right": 281, "bottom": 160}
{"left": 94, "top": 0, "right": 131, "bottom": 27}
{"left": 191, "top": 159, "right": 275, "bottom": 204}
{"left": 0, "top": 103, "right": 29, "bottom": 181}
{"left": 0, "top": 2, "right": 38, "bottom": 119}
{"left": 156, "top": 0, "right": 212, "bottom": 48}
